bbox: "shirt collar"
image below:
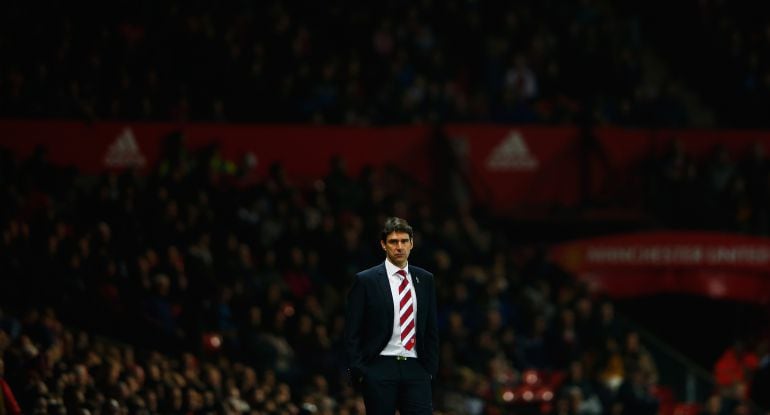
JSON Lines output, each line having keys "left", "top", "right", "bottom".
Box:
{"left": 385, "top": 258, "right": 408, "bottom": 277}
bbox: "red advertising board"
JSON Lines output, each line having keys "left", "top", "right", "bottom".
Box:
{"left": 443, "top": 125, "right": 579, "bottom": 212}
{"left": 550, "top": 231, "right": 770, "bottom": 304}
{"left": 2, "top": 121, "right": 770, "bottom": 214}
{"left": 0, "top": 121, "right": 433, "bottom": 184}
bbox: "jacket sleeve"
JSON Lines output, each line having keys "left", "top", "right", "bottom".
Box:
{"left": 424, "top": 273, "right": 440, "bottom": 376}
{"left": 344, "top": 275, "right": 366, "bottom": 382}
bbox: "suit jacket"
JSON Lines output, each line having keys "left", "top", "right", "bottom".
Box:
{"left": 344, "top": 262, "right": 439, "bottom": 382}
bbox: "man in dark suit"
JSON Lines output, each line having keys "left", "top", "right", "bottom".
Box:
{"left": 345, "top": 217, "right": 439, "bottom": 414}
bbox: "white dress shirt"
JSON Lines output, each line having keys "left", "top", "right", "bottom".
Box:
{"left": 380, "top": 259, "right": 418, "bottom": 358}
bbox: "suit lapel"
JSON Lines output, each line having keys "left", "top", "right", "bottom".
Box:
{"left": 409, "top": 265, "right": 426, "bottom": 333}
{"left": 375, "top": 263, "right": 394, "bottom": 327}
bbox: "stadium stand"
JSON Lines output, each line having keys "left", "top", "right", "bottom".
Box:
{"left": 1, "top": 1, "right": 770, "bottom": 414}
{"left": 0, "top": 1, "right": 685, "bottom": 126}
{"left": 629, "top": 0, "right": 770, "bottom": 127}
{"left": 1, "top": 139, "right": 767, "bottom": 414}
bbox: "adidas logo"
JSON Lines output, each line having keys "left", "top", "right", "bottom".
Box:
{"left": 485, "top": 130, "right": 538, "bottom": 171}
{"left": 104, "top": 127, "right": 147, "bottom": 168}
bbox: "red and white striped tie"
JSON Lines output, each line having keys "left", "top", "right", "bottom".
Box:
{"left": 397, "top": 269, "right": 416, "bottom": 351}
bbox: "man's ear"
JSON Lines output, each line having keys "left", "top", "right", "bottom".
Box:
{"left": 380, "top": 240, "right": 387, "bottom": 250}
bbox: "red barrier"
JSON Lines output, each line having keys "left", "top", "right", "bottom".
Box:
{"left": 0, "top": 121, "right": 433, "bottom": 184}
{"left": 550, "top": 231, "right": 770, "bottom": 304}
{"left": 2, "top": 121, "right": 770, "bottom": 213}
{"left": 443, "top": 125, "right": 579, "bottom": 211}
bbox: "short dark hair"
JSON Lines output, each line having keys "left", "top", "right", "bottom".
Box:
{"left": 381, "top": 217, "right": 414, "bottom": 242}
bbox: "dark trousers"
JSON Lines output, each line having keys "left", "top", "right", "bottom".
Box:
{"left": 361, "top": 356, "right": 433, "bottom": 415}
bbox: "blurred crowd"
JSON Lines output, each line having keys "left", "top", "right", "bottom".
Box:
{"left": 0, "top": 307, "right": 355, "bottom": 415}
{"left": 643, "top": 139, "right": 770, "bottom": 236}
{"left": 0, "top": 0, "right": 688, "bottom": 126}
{"left": 626, "top": 0, "right": 770, "bottom": 128}
{"left": 2, "top": 137, "right": 768, "bottom": 414}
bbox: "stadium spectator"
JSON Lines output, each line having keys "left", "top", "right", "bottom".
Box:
{"left": 748, "top": 340, "right": 769, "bottom": 410}
{"left": 559, "top": 360, "right": 603, "bottom": 415}
{"left": 714, "top": 340, "right": 758, "bottom": 391}
{"left": 738, "top": 141, "right": 770, "bottom": 235}
{"left": 616, "top": 367, "right": 660, "bottom": 415}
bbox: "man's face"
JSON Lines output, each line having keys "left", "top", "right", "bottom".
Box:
{"left": 381, "top": 231, "right": 413, "bottom": 268}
